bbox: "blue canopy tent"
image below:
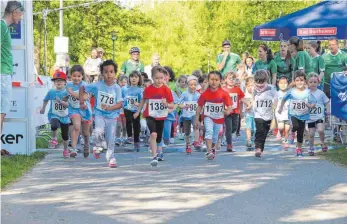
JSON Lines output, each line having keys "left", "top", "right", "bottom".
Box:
{"left": 253, "top": 1, "right": 347, "bottom": 41}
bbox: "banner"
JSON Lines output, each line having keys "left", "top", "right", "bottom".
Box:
{"left": 1, "top": 122, "right": 27, "bottom": 154}
{"left": 331, "top": 72, "right": 347, "bottom": 121}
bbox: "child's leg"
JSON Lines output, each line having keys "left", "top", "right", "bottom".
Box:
{"left": 163, "top": 119, "right": 172, "bottom": 144}
{"left": 284, "top": 121, "right": 290, "bottom": 139}
{"left": 212, "top": 122, "right": 222, "bottom": 146}
{"left": 231, "top": 114, "right": 238, "bottom": 134}
{"left": 183, "top": 120, "right": 191, "bottom": 145}
{"left": 308, "top": 126, "right": 316, "bottom": 148}
{"left": 60, "top": 122, "right": 69, "bottom": 149}
{"left": 50, "top": 118, "right": 59, "bottom": 140}
{"left": 94, "top": 116, "right": 106, "bottom": 148}
{"left": 115, "top": 119, "right": 121, "bottom": 139}
{"left": 236, "top": 114, "right": 241, "bottom": 135}
{"left": 70, "top": 115, "right": 82, "bottom": 149}
{"left": 146, "top": 118, "right": 159, "bottom": 157}
{"left": 225, "top": 115, "right": 233, "bottom": 145}
{"left": 133, "top": 112, "right": 141, "bottom": 144}
{"left": 121, "top": 116, "right": 127, "bottom": 139}
{"left": 204, "top": 117, "right": 213, "bottom": 151}
{"left": 254, "top": 118, "right": 271, "bottom": 151}
{"left": 124, "top": 109, "right": 134, "bottom": 139}
{"left": 291, "top": 117, "right": 305, "bottom": 148}
{"left": 105, "top": 118, "right": 117, "bottom": 162}
{"left": 277, "top": 121, "right": 284, "bottom": 138}
{"left": 81, "top": 121, "right": 91, "bottom": 152}
{"left": 316, "top": 122, "right": 325, "bottom": 144}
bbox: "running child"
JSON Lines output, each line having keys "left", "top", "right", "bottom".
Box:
{"left": 122, "top": 71, "right": 143, "bottom": 151}
{"left": 115, "top": 75, "right": 128, "bottom": 145}
{"left": 243, "top": 77, "right": 256, "bottom": 149}
{"left": 66, "top": 65, "right": 92, "bottom": 158}
{"left": 40, "top": 71, "right": 70, "bottom": 157}
{"left": 307, "top": 73, "right": 330, "bottom": 155}
{"left": 194, "top": 71, "right": 232, "bottom": 160}
{"left": 253, "top": 70, "right": 278, "bottom": 157}
{"left": 278, "top": 70, "right": 316, "bottom": 157}
{"left": 178, "top": 75, "right": 201, "bottom": 153}
{"left": 134, "top": 65, "right": 174, "bottom": 167}
{"left": 79, "top": 60, "right": 123, "bottom": 168}
{"left": 275, "top": 76, "right": 290, "bottom": 150}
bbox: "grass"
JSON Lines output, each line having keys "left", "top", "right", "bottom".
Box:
{"left": 1, "top": 151, "right": 47, "bottom": 189}
{"left": 319, "top": 146, "right": 347, "bottom": 167}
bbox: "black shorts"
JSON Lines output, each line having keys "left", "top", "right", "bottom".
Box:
{"left": 307, "top": 119, "right": 324, "bottom": 128}
{"left": 146, "top": 117, "right": 164, "bottom": 143}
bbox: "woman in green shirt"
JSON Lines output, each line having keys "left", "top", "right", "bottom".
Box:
{"left": 253, "top": 44, "right": 277, "bottom": 85}
{"left": 288, "top": 36, "right": 313, "bottom": 75}
{"left": 306, "top": 40, "right": 325, "bottom": 90}
{"left": 274, "top": 41, "right": 294, "bottom": 83}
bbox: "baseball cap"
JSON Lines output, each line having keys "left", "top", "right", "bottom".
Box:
{"left": 96, "top": 47, "right": 104, "bottom": 53}
{"left": 51, "top": 71, "right": 67, "bottom": 81}
{"left": 187, "top": 75, "right": 198, "bottom": 84}
{"left": 222, "top": 40, "right": 231, "bottom": 47}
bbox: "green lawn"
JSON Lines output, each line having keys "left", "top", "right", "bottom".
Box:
{"left": 1, "top": 151, "right": 47, "bottom": 189}
{"left": 319, "top": 146, "right": 347, "bottom": 167}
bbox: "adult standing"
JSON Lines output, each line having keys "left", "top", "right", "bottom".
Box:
{"left": 216, "top": 40, "right": 241, "bottom": 77}
{"left": 120, "top": 47, "right": 145, "bottom": 76}
{"left": 144, "top": 53, "right": 160, "bottom": 80}
{"left": 274, "top": 41, "right": 294, "bottom": 83}
{"left": 253, "top": 44, "right": 277, "bottom": 85}
{"left": 96, "top": 47, "right": 105, "bottom": 62}
{"left": 322, "top": 38, "right": 347, "bottom": 98}
{"left": 1, "top": 1, "right": 24, "bottom": 134}
{"left": 83, "top": 48, "right": 102, "bottom": 82}
{"left": 288, "top": 36, "right": 313, "bottom": 75}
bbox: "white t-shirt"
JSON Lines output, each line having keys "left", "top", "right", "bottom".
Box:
{"left": 308, "top": 89, "right": 329, "bottom": 122}
{"left": 276, "top": 90, "right": 289, "bottom": 121}
{"left": 145, "top": 64, "right": 153, "bottom": 81}
{"left": 254, "top": 86, "right": 278, "bottom": 121}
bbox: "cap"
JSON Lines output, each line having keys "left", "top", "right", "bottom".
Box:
{"left": 129, "top": 47, "right": 140, "bottom": 54}
{"left": 187, "top": 75, "right": 198, "bottom": 84}
{"left": 51, "top": 71, "right": 67, "bottom": 81}
{"left": 96, "top": 47, "right": 104, "bottom": 53}
{"left": 222, "top": 40, "right": 231, "bottom": 47}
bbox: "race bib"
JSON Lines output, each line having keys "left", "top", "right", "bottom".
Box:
{"left": 97, "top": 91, "right": 115, "bottom": 111}
{"left": 204, "top": 102, "right": 224, "bottom": 119}
{"left": 255, "top": 99, "right": 273, "bottom": 117}
{"left": 148, "top": 99, "right": 168, "bottom": 118}
{"left": 52, "top": 100, "right": 68, "bottom": 117}
{"left": 182, "top": 101, "right": 198, "bottom": 117}
{"left": 126, "top": 96, "right": 138, "bottom": 111}
{"left": 309, "top": 103, "right": 324, "bottom": 121}
{"left": 290, "top": 99, "right": 308, "bottom": 116}
{"left": 230, "top": 93, "right": 238, "bottom": 109}
{"left": 69, "top": 91, "right": 80, "bottom": 109}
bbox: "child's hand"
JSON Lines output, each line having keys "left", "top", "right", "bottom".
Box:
{"left": 308, "top": 103, "right": 316, "bottom": 109}
{"left": 67, "top": 88, "right": 73, "bottom": 95}
{"left": 133, "top": 111, "right": 140, "bottom": 119}
{"left": 40, "top": 108, "right": 45, "bottom": 114}
{"left": 55, "top": 96, "right": 61, "bottom": 103}
{"left": 80, "top": 102, "right": 87, "bottom": 110}
{"left": 246, "top": 103, "right": 252, "bottom": 110}
{"left": 162, "top": 98, "right": 167, "bottom": 105}
{"left": 278, "top": 108, "right": 282, "bottom": 115}
{"left": 194, "top": 122, "right": 199, "bottom": 130}
{"left": 101, "top": 104, "right": 109, "bottom": 111}
{"left": 134, "top": 102, "right": 139, "bottom": 106}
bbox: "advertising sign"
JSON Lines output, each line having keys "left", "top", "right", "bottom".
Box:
{"left": 1, "top": 122, "right": 27, "bottom": 154}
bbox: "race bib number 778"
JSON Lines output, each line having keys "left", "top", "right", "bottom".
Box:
{"left": 97, "top": 91, "right": 115, "bottom": 111}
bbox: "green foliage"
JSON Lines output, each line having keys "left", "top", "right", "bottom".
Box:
{"left": 33, "top": 0, "right": 317, "bottom": 76}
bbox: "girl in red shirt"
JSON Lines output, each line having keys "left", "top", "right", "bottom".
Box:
{"left": 194, "top": 71, "right": 232, "bottom": 160}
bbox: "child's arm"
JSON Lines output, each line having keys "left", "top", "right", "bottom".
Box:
{"left": 101, "top": 101, "right": 123, "bottom": 111}
{"left": 134, "top": 98, "right": 146, "bottom": 119}
{"left": 224, "top": 105, "right": 232, "bottom": 116}
{"left": 277, "top": 98, "right": 287, "bottom": 114}
{"left": 67, "top": 88, "right": 80, "bottom": 99}
{"left": 194, "top": 106, "right": 202, "bottom": 130}
{"left": 56, "top": 96, "right": 69, "bottom": 108}
{"left": 79, "top": 85, "right": 87, "bottom": 110}
{"left": 40, "top": 100, "right": 49, "bottom": 114}
{"left": 241, "top": 98, "right": 252, "bottom": 110}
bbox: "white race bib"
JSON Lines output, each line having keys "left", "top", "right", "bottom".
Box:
{"left": 290, "top": 99, "right": 308, "bottom": 116}
{"left": 126, "top": 96, "right": 138, "bottom": 111}
{"left": 182, "top": 101, "right": 197, "bottom": 117}
{"left": 204, "top": 102, "right": 224, "bottom": 119}
{"left": 229, "top": 93, "right": 238, "bottom": 109}
{"left": 69, "top": 91, "right": 80, "bottom": 109}
{"left": 309, "top": 103, "right": 324, "bottom": 121}
{"left": 97, "top": 91, "right": 115, "bottom": 111}
{"left": 148, "top": 99, "right": 168, "bottom": 118}
{"left": 255, "top": 99, "right": 273, "bottom": 117}
{"left": 52, "top": 100, "right": 68, "bottom": 117}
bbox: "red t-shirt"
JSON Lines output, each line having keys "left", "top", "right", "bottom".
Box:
{"left": 223, "top": 86, "right": 245, "bottom": 114}
{"left": 197, "top": 87, "right": 232, "bottom": 124}
{"left": 143, "top": 84, "right": 174, "bottom": 120}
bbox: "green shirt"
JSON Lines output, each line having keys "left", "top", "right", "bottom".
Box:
{"left": 216, "top": 52, "right": 241, "bottom": 76}
{"left": 273, "top": 53, "right": 294, "bottom": 82}
{"left": 292, "top": 51, "right": 313, "bottom": 74}
{"left": 120, "top": 59, "right": 145, "bottom": 76}
{"left": 322, "top": 50, "right": 347, "bottom": 84}
{"left": 311, "top": 55, "right": 325, "bottom": 75}
{"left": 253, "top": 59, "right": 277, "bottom": 82}
{"left": 1, "top": 20, "right": 13, "bottom": 75}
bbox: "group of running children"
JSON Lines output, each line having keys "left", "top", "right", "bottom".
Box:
{"left": 40, "top": 59, "right": 330, "bottom": 168}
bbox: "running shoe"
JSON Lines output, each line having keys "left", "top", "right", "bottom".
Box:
{"left": 115, "top": 138, "right": 121, "bottom": 146}
{"left": 69, "top": 148, "right": 78, "bottom": 158}
{"left": 125, "top": 137, "right": 133, "bottom": 144}
{"left": 170, "top": 138, "right": 175, "bottom": 144}
{"left": 80, "top": 137, "right": 85, "bottom": 145}
{"left": 321, "top": 143, "right": 328, "bottom": 152}
{"left": 305, "top": 140, "right": 310, "bottom": 147}
{"left": 206, "top": 148, "right": 216, "bottom": 160}
{"left": 282, "top": 140, "right": 289, "bottom": 151}
{"left": 151, "top": 157, "right": 158, "bottom": 167}
{"left": 226, "top": 144, "right": 233, "bottom": 152}
{"left": 296, "top": 148, "right": 303, "bottom": 157}
{"left": 276, "top": 131, "right": 282, "bottom": 140}
{"left": 308, "top": 148, "right": 315, "bottom": 156}
{"left": 49, "top": 139, "right": 58, "bottom": 149}
{"left": 186, "top": 144, "right": 192, "bottom": 154}
{"left": 83, "top": 148, "right": 89, "bottom": 158}
{"left": 246, "top": 141, "right": 253, "bottom": 151}
{"left": 108, "top": 158, "right": 117, "bottom": 168}
{"left": 93, "top": 147, "right": 102, "bottom": 159}
{"left": 134, "top": 142, "right": 140, "bottom": 152}
{"left": 221, "top": 139, "right": 227, "bottom": 146}
{"left": 156, "top": 151, "right": 164, "bottom": 161}
{"left": 62, "top": 149, "right": 69, "bottom": 158}
{"left": 288, "top": 132, "right": 295, "bottom": 144}
{"left": 193, "top": 141, "right": 201, "bottom": 151}
{"left": 255, "top": 148, "right": 262, "bottom": 157}
{"left": 201, "top": 143, "right": 208, "bottom": 152}
{"left": 178, "top": 133, "right": 185, "bottom": 140}
{"left": 236, "top": 133, "right": 241, "bottom": 138}
{"left": 162, "top": 143, "right": 167, "bottom": 148}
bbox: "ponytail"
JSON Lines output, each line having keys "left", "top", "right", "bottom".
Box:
{"left": 308, "top": 40, "right": 321, "bottom": 53}
{"left": 289, "top": 36, "right": 304, "bottom": 51}
{"left": 259, "top": 44, "right": 273, "bottom": 63}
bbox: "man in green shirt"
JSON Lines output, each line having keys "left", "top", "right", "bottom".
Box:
{"left": 120, "top": 47, "right": 145, "bottom": 76}
{"left": 216, "top": 40, "right": 241, "bottom": 76}
{"left": 1, "top": 1, "right": 24, "bottom": 134}
{"left": 322, "top": 38, "right": 347, "bottom": 98}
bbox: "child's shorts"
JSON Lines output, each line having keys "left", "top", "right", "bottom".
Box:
{"left": 307, "top": 119, "right": 324, "bottom": 128}
{"left": 245, "top": 116, "right": 256, "bottom": 131}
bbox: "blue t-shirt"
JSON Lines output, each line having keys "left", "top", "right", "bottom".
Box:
{"left": 44, "top": 89, "right": 70, "bottom": 124}
{"left": 66, "top": 81, "right": 92, "bottom": 121}
{"left": 283, "top": 88, "right": 315, "bottom": 121}
{"left": 179, "top": 90, "right": 201, "bottom": 120}
{"left": 122, "top": 85, "right": 143, "bottom": 112}
{"left": 84, "top": 81, "right": 123, "bottom": 119}
{"left": 166, "top": 90, "right": 179, "bottom": 121}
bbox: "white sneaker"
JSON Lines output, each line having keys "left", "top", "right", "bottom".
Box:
{"left": 178, "top": 133, "right": 185, "bottom": 140}
{"left": 106, "top": 150, "right": 113, "bottom": 162}
{"left": 162, "top": 143, "right": 167, "bottom": 148}
{"left": 108, "top": 158, "right": 117, "bottom": 168}
{"left": 151, "top": 157, "right": 158, "bottom": 167}
{"left": 169, "top": 138, "right": 175, "bottom": 144}
{"left": 80, "top": 137, "right": 85, "bottom": 145}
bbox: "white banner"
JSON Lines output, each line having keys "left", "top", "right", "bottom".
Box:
{"left": 1, "top": 122, "right": 27, "bottom": 154}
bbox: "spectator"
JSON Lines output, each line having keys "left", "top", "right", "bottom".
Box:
{"left": 144, "top": 53, "right": 160, "bottom": 80}
{"left": 1, "top": 1, "right": 24, "bottom": 134}
{"left": 83, "top": 48, "right": 102, "bottom": 82}
{"left": 274, "top": 41, "right": 294, "bottom": 83}
{"left": 120, "top": 47, "right": 145, "bottom": 76}
{"left": 96, "top": 47, "right": 105, "bottom": 62}
{"left": 253, "top": 43, "right": 277, "bottom": 85}
{"left": 216, "top": 40, "right": 241, "bottom": 76}
{"left": 288, "top": 36, "right": 313, "bottom": 75}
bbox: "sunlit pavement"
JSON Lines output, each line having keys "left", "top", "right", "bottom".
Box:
{"left": 2, "top": 133, "right": 347, "bottom": 224}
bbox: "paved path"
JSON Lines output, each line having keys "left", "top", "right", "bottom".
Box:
{"left": 2, "top": 133, "right": 347, "bottom": 224}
